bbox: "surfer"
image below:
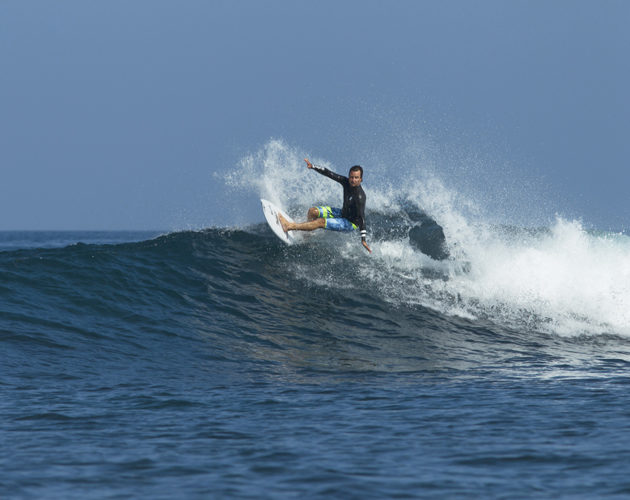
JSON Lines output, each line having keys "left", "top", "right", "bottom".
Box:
{"left": 278, "top": 158, "right": 371, "bottom": 253}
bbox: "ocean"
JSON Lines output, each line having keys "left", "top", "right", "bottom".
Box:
{"left": 2, "top": 219, "right": 630, "bottom": 499}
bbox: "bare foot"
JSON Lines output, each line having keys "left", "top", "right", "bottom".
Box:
{"left": 277, "top": 213, "right": 290, "bottom": 233}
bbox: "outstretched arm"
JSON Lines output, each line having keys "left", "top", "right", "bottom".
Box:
{"left": 304, "top": 158, "right": 346, "bottom": 184}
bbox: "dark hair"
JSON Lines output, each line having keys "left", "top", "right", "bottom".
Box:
{"left": 349, "top": 165, "right": 363, "bottom": 178}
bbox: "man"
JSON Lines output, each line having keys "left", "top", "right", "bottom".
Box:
{"left": 278, "top": 158, "right": 371, "bottom": 253}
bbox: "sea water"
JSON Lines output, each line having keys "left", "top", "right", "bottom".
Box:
{"left": 4, "top": 142, "right": 630, "bottom": 498}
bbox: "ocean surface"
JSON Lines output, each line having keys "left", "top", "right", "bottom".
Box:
{"left": 2, "top": 222, "right": 630, "bottom": 499}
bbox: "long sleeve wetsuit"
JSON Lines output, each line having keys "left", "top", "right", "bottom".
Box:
{"left": 312, "top": 165, "right": 368, "bottom": 242}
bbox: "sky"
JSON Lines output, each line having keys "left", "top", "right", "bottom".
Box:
{"left": 1, "top": 0, "right": 629, "bottom": 231}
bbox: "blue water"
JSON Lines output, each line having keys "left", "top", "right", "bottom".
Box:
{"left": 3, "top": 227, "right": 630, "bottom": 499}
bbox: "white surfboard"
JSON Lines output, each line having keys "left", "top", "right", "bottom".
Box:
{"left": 261, "top": 199, "right": 301, "bottom": 245}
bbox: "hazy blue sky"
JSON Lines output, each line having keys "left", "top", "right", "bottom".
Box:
{"left": 2, "top": 0, "right": 629, "bottom": 230}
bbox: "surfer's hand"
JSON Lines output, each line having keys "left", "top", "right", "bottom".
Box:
{"left": 362, "top": 240, "right": 372, "bottom": 253}
{"left": 304, "top": 158, "right": 313, "bottom": 169}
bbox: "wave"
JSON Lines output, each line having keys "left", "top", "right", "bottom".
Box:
{"left": 2, "top": 224, "right": 630, "bottom": 387}
{"left": 3, "top": 140, "right": 630, "bottom": 378}
{"left": 2, "top": 221, "right": 629, "bottom": 350}
{"left": 222, "top": 139, "right": 630, "bottom": 338}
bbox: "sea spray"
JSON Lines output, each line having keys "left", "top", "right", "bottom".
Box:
{"left": 226, "top": 139, "right": 630, "bottom": 337}
{"left": 452, "top": 218, "right": 630, "bottom": 336}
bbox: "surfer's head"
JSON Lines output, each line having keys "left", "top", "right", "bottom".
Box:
{"left": 349, "top": 165, "right": 363, "bottom": 187}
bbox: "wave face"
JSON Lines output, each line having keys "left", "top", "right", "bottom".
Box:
{"left": 3, "top": 225, "right": 629, "bottom": 377}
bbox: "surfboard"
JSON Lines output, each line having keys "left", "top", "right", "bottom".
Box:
{"left": 261, "top": 199, "right": 301, "bottom": 245}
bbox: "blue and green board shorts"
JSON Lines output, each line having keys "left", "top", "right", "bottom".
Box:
{"left": 317, "top": 206, "right": 358, "bottom": 232}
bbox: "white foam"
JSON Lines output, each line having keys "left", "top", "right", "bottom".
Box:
{"left": 452, "top": 218, "right": 630, "bottom": 336}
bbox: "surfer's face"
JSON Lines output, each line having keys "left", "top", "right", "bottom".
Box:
{"left": 348, "top": 170, "right": 362, "bottom": 187}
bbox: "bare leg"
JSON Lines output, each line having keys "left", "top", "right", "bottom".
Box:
{"left": 279, "top": 213, "right": 325, "bottom": 233}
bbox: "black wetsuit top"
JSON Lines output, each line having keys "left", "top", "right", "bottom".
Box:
{"left": 312, "top": 165, "right": 367, "bottom": 242}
